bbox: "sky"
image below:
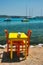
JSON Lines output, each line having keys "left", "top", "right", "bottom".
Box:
{"left": 0, "top": 0, "right": 43, "bottom": 17}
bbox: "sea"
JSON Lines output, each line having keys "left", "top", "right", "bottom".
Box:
{"left": 0, "top": 17, "right": 43, "bottom": 45}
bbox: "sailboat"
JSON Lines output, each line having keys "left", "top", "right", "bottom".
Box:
{"left": 21, "top": 2, "right": 28, "bottom": 22}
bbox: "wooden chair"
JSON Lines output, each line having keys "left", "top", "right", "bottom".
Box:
{"left": 16, "top": 30, "right": 32, "bottom": 57}
{"left": 4, "top": 29, "right": 9, "bottom": 52}
{"left": 4, "top": 30, "right": 24, "bottom": 57}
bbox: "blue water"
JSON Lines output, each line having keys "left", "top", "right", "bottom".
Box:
{"left": 0, "top": 17, "right": 43, "bottom": 44}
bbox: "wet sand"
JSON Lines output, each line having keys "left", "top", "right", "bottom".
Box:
{"left": 0, "top": 46, "right": 43, "bottom": 65}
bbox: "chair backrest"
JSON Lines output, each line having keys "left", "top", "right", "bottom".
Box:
{"left": 4, "top": 29, "right": 8, "bottom": 39}
{"left": 27, "top": 30, "right": 32, "bottom": 38}
{"left": 4, "top": 29, "right": 9, "bottom": 44}
{"left": 27, "top": 30, "right": 32, "bottom": 46}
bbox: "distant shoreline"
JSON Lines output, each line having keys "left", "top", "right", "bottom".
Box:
{"left": 0, "top": 15, "right": 43, "bottom": 19}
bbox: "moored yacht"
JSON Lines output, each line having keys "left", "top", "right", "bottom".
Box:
{"left": 4, "top": 18, "right": 11, "bottom": 21}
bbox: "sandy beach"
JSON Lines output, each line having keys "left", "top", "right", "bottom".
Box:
{"left": 0, "top": 46, "right": 43, "bottom": 65}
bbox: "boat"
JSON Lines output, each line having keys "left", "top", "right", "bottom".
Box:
{"left": 4, "top": 18, "right": 11, "bottom": 21}
{"left": 21, "top": 18, "right": 28, "bottom": 22}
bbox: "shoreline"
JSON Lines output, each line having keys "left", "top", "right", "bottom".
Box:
{"left": 0, "top": 43, "right": 43, "bottom": 49}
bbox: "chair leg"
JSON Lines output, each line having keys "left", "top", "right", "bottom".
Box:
{"left": 26, "top": 43, "right": 30, "bottom": 56}
{"left": 16, "top": 44, "right": 17, "bottom": 52}
{"left": 7, "top": 44, "right": 9, "bottom": 52}
{"left": 27, "top": 46, "right": 28, "bottom": 56}
{"left": 22, "top": 44, "right": 23, "bottom": 51}
{"left": 17, "top": 44, "right": 20, "bottom": 57}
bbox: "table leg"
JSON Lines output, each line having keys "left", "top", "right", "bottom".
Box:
{"left": 10, "top": 41, "right": 13, "bottom": 59}
{"left": 17, "top": 43, "right": 20, "bottom": 57}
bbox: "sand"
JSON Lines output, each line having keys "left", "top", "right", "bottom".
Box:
{"left": 0, "top": 46, "right": 43, "bottom": 65}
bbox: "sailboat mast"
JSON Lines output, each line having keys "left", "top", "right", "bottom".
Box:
{"left": 26, "top": 0, "right": 27, "bottom": 18}
{"left": 41, "top": 9, "right": 42, "bottom": 16}
{"left": 26, "top": 4, "right": 27, "bottom": 18}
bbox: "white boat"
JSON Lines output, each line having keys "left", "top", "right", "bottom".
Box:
{"left": 21, "top": 18, "right": 28, "bottom": 22}
{"left": 4, "top": 18, "right": 11, "bottom": 21}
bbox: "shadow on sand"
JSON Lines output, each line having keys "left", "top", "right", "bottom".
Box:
{"left": 1, "top": 51, "right": 25, "bottom": 63}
